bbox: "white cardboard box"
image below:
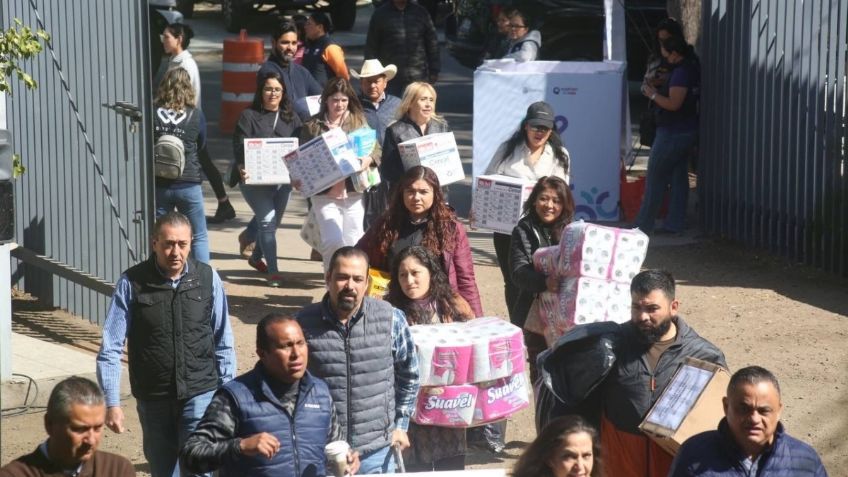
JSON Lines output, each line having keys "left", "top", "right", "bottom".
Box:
{"left": 398, "top": 132, "right": 466, "bottom": 186}
{"left": 472, "top": 174, "right": 536, "bottom": 234}
{"left": 284, "top": 128, "right": 359, "bottom": 197}
{"left": 243, "top": 137, "right": 299, "bottom": 185}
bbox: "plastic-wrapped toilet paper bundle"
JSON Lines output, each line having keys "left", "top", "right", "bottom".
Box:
{"left": 606, "top": 281, "right": 631, "bottom": 324}
{"left": 467, "top": 318, "right": 525, "bottom": 382}
{"left": 557, "top": 221, "right": 649, "bottom": 283}
{"left": 473, "top": 373, "right": 530, "bottom": 423}
{"left": 557, "top": 277, "right": 608, "bottom": 328}
{"left": 558, "top": 222, "right": 616, "bottom": 277}
{"left": 532, "top": 246, "right": 562, "bottom": 277}
{"left": 410, "top": 318, "right": 525, "bottom": 385}
{"left": 536, "top": 291, "right": 560, "bottom": 328}
{"left": 410, "top": 327, "right": 473, "bottom": 386}
{"left": 413, "top": 385, "right": 478, "bottom": 427}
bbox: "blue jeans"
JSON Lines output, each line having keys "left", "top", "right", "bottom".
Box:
{"left": 358, "top": 445, "right": 396, "bottom": 474}
{"left": 155, "top": 184, "right": 210, "bottom": 263}
{"left": 634, "top": 128, "right": 697, "bottom": 233}
{"left": 239, "top": 183, "right": 291, "bottom": 273}
{"left": 136, "top": 389, "right": 215, "bottom": 477}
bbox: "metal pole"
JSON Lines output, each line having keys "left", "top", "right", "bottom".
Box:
{"left": 0, "top": 242, "right": 11, "bottom": 381}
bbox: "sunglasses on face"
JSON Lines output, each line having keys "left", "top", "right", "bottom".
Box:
{"left": 530, "top": 125, "right": 552, "bottom": 133}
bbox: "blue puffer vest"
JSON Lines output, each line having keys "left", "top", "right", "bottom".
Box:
{"left": 297, "top": 295, "right": 396, "bottom": 454}
{"left": 669, "top": 419, "right": 828, "bottom": 476}
{"left": 219, "top": 365, "right": 333, "bottom": 477}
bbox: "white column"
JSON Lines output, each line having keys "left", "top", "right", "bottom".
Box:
{"left": 0, "top": 243, "right": 12, "bottom": 381}
{"left": 0, "top": 93, "right": 6, "bottom": 130}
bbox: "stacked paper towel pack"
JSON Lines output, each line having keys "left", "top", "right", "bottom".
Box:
{"left": 532, "top": 221, "right": 649, "bottom": 345}
{"left": 410, "top": 317, "right": 530, "bottom": 428}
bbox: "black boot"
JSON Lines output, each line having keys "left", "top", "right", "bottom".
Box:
{"left": 208, "top": 199, "right": 236, "bottom": 224}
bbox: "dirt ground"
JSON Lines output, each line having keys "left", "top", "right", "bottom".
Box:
{"left": 2, "top": 222, "right": 847, "bottom": 475}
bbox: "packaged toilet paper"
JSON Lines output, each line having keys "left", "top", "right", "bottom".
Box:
{"left": 410, "top": 326, "right": 473, "bottom": 386}
{"left": 532, "top": 245, "right": 561, "bottom": 277}
{"left": 466, "top": 318, "right": 525, "bottom": 383}
{"left": 557, "top": 221, "right": 649, "bottom": 283}
{"left": 413, "top": 385, "right": 478, "bottom": 427}
{"left": 473, "top": 373, "right": 530, "bottom": 424}
{"left": 411, "top": 318, "right": 526, "bottom": 385}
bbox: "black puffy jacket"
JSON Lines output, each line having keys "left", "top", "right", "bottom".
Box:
{"left": 603, "top": 317, "right": 727, "bottom": 435}
{"left": 364, "top": 1, "right": 440, "bottom": 86}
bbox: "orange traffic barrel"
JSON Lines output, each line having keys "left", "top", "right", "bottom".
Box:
{"left": 220, "top": 29, "right": 264, "bottom": 134}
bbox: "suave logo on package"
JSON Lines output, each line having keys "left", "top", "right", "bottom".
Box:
{"left": 424, "top": 392, "right": 475, "bottom": 410}
{"left": 486, "top": 374, "right": 525, "bottom": 404}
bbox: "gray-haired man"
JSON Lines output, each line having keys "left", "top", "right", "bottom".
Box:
{"left": 0, "top": 376, "right": 135, "bottom": 476}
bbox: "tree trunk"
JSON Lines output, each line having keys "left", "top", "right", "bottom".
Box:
{"left": 667, "top": 0, "right": 702, "bottom": 52}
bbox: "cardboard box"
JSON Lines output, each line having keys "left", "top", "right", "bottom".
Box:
{"left": 284, "top": 128, "right": 359, "bottom": 197}
{"left": 639, "top": 357, "right": 730, "bottom": 455}
{"left": 472, "top": 174, "right": 535, "bottom": 234}
{"left": 398, "top": 132, "right": 466, "bottom": 186}
{"left": 348, "top": 127, "right": 377, "bottom": 157}
{"left": 243, "top": 137, "right": 299, "bottom": 185}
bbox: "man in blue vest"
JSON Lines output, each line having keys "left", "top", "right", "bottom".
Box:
{"left": 96, "top": 211, "right": 236, "bottom": 477}
{"left": 181, "top": 314, "right": 359, "bottom": 476}
{"left": 297, "top": 246, "right": 420, "bottom": 474}
{"left": 669, "top": 366, "right": 828, "bottom": 476}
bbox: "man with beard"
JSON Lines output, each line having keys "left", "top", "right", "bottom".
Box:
{"left": 297, "top": 246, "right": 419, "bottom": 474}
{"left": 258, "top": 20, "right": 322, "bottom": 106}
{"left": 0, "top": 377, "right": 134, "bottom": 476}
{"left": 601, "top": 269, "right": 726, "bottom": 477}
{"left": 669, "top": 366, "right": 828, "bottom": 476}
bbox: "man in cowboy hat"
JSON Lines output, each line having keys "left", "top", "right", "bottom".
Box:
{"left": 352, "top": 59, "right": 402, "bottom": 145}
{"left": 352, "top": 59, "right": 403, "bottom": 229}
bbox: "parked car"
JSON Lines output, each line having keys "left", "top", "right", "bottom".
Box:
{"left": 445, "top": 0, "right": 666, "bottom": 79}
{"left": 175, "top": 0, "right": 358, "bottom": 32}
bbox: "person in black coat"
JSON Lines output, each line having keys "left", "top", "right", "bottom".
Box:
{"left": 364, "top": 0, "right": 440, "bottom": 97}
{"left": 509, "top": 176, "right": 575, "bottom": 384}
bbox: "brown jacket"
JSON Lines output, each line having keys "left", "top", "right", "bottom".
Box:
{"left": 0, "top": 448, "right": 135, "bottom": 477}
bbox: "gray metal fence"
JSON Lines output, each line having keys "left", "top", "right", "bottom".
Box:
{"left": 700, "top": 0, "right": 848, "bottom": 275}
{"left": 2, "top": 0, "right": 155, "bottom": 324}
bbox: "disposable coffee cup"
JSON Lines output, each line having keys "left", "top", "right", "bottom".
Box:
{"left": 324, "top": 440, "right": 350, "bottom": 477}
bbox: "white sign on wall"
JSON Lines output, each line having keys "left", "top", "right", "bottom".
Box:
{"left": 473, "top": 61, "right": 627, "bottom": 221}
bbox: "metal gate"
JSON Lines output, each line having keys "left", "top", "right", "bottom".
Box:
{"left": 699, "top": 0, "right": 848, "bottom": 275}
{"left": 1, "top": 0, "right": 155, "bottom": 324}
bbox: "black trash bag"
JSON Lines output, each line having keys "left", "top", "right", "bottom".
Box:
{"left": 535, "top": 376, "right": 604, "bottom": 433}
{"left": 538, "top": 321, "right": 620, "bottom": 408}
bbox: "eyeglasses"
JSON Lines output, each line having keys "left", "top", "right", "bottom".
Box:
{"left": 263, "top": 87, "right": 283, "bottom": 94}
{"left": 509, "top": 24, "right": 527, "bottom": 30}
{"left": 530, "top": 125, "right": 552, "bottom": 133}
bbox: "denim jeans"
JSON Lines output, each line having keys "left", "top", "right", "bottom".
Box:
{"left": 358, "top": 445, "right": 396, "bottom": 474}
{"left": 634, "top": 128, "right": 697, "bottom": 233}
{"left": 239, "top": 183, "right": 292, "bottom": 274}
{"left": 136, "top": 389, "right": 215, "bottom": 477}
{"left": 155, "top": 184, "right": 210, "bottom": 263}
{"left": 312, "top": 193, "right": 365, "bottom": 271}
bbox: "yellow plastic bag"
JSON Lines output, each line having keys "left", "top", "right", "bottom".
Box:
{"left": 367, "top": 268, "right": 391, "bottom": 299}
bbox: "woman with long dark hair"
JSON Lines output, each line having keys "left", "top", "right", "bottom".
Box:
{"left": 484, "top": 101, "right": 571, "bottom": 333}
{"left": 509, "top": 176, "right": 575, "bottom": 383}
{"left": 385, "top": 245, "right": 473, "bottom": 471}
{"left": 513, "top": 415, "right": 603, "bottom": 477}
{"left": 636, "top": 35, "right": 700, "bottom": 234}
{"left": 357, "top": 166, "right": 483, "bottom": 316}
{"left": 232, "top": 71, "right": 302, "bottom": 287}
{"left": 299, "top": 77, "right": 381, "bottom": 271}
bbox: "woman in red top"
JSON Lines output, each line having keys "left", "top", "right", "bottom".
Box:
{"left": 357, "top": 166, "right": 483, "bottom": 316}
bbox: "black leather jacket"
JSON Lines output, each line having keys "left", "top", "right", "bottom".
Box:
{"left": 508, "top": 215, "right": 557, "bottom": 328}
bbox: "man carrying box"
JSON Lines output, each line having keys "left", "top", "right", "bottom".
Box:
{"left": 600, "top": 269, "right": 727, "bottom": 477}
{"left": 669, "top": 366, "right": 828, "bottom": 476}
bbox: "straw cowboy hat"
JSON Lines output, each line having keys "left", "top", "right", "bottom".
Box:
{"left": 350, "top": 59, "right": 397, "bottom": 80}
